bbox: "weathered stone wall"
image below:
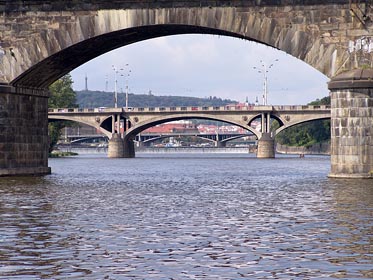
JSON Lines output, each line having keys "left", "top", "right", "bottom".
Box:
{"left": 0, "top": 87, "right": 50, "bottom": 176}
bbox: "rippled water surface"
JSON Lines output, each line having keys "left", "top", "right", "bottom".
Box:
{"left": 0, "top": 153, "right": 372, "bottom": 279}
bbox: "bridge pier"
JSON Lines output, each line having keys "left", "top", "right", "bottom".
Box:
{"left": 215, "top": 141, "right": 226, "bottom": 148}
{"left": 124, "top": 138, "right": 135, "bottom": 158}
{"left": 107, "top": 133, "right": 124, "bottom": 158}
{"left": 256, "top": 133, "right": 275, "bottom": 158}
{"left": 257, "top": 112, "right": 275, "bottom": 158}
{"left": 328, "top": 69, "right": 373, "bottom": 179}
{"left": 0, "top": 86, "right": 51, "bottom": 176}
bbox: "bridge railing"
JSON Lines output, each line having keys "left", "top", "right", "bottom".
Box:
{"left": 48, "top": 107, "right": 122, "bottom": 113}
{"left": 127, "top": 105, "right": 330, "bottom": 112}
{"left": 129, "top": 105, "right": 274, "bottom": 112}
{"left": 272, "top": 105, "right": 330, "bottom": 111}
{"left": 48, "top": 104, "right": 331, "bottom": 114}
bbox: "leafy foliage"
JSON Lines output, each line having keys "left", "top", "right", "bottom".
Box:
{"left": 275, "top": 96, "right": 331, "bottom": 147}
{"left": 307, "top": 96, "right": 330, "bottom": 106}
{"left": 48, "top": 74, "right": 78, "bottom": 153}
{"left": 48, "top": 122, "right": 64, "bottom": 153}
{"left": 49, "top": 75, "right": 77, "bottom": 108}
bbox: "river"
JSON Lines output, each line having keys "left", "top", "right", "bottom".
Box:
{"left": 0, "top": 153, "right": 372, "bottom": 279}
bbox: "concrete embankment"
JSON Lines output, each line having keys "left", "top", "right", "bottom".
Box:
{"left": 276, "top": 142, "right": 330, "bottom": 155}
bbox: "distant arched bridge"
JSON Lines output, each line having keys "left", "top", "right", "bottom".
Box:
{"left": 49, "top": 104, "right": 331, "bottom": 157}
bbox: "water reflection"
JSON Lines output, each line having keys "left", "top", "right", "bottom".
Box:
{"left": 0, "top": 154, "right": 372, "bottom": 279}
{"left": 324, "top": 179, "right": 373, "bottom": 279}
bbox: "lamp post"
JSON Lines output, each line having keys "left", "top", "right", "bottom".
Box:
{"left": 112, "top": 65, "right": 121, "bottom": 108}
{"left": 126, "top": 67, "right": 131, "bottom": 111}
{"left": 253, "top": 59, "right": 279, "bottom": 106}
{"left": 120, "top": 64, "right": 131, "bottom": 110}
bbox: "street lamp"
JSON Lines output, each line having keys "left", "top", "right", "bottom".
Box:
{"left": 112, "top": 65, "right": 122, "bottom": 108}
{"left": 120, "top": 64, "right": 131, "bottom": 110}
{"left": 253, "top": 59, "right": 279, "bottom": 106}
{"left": 112, "top": 64, "right": 131, "bottom": 108}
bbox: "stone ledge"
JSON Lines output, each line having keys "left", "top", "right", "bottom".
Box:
{"left": 0, "top": 85, "right": 49, "bottom": 97}
{"left": 328, "top": 69, "right": 373, "bottom": 90}
{"left": 0, "top": 167, "right": 51, "bottom": 177}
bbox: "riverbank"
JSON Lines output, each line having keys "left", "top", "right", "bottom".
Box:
{"left": 49, "top": 151, "right": 79, "bottom": 158}
{"left": 276, "top": 142, "right": 330, "bottom": 155}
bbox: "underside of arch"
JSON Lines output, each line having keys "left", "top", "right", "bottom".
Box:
{"left": 221, "top": 135, "right": 253, "bottom": 142}
{"left": 48, "top": 116, "right": 112, "bottom": 137}
{"left": 275, "top": 117, "right": 330, "bottom": 136}
{"left": 11, "top": 24, "right": 269, "bottom": 89}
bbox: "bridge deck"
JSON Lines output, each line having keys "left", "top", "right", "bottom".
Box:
{"left": 48, "top": 105, "right": 331, "bottom": 114}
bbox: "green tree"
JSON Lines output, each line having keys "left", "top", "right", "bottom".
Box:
{"left": 48, "top": 74, "right": 77, "bottom": 153}
{"left": 276, "top": 96, "right": 331, "bottom": 147}
{"left": 308, "top": 96, "right": 330, "bottom": 106}
{"left": 49, "top": 74, "right": 77, "bottom": 108}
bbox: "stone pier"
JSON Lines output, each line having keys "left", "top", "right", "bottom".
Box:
{"left": 107, "top": 133, "right": 124, "bottom": 158}
{"left": 124, "top": 138, "right": 135, "bottom": 158}
{"left": 328, "top": 69, "right": 373, "bottom": 179}
{"left": 0, "top": 86, "right": 51, "bottom": 176}
{"left": 215, "top": 141, "right": 226, "bottom": 148}
{"left": 257, "top": 133, "right": 275, "bottom": 158}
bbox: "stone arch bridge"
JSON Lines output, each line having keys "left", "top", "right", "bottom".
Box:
{"left": 0, "top": 0, "right": 372, "bottom": 177}
{"left": 48, "top": 105, "right": 331, "bottom": 158}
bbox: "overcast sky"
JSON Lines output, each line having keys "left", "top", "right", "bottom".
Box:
{"left": 71, "top": 34, "right": 330, "bottom": 105}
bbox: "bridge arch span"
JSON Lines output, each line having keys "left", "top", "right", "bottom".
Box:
{"left": 247, "top": 113, "right": 285, "bottom": 129}
{"left": 48, "top": 115, "right": 113, "bottom": 138}
{"left": 125, "top": 113, "right": 261, "bottom": 141}
{"left": 275, "top": 116, "right": 330, "bottom": 136}
{"left": 3, "top": 1, "right": 366, "bottom": 87}
{"left": 220, "top": 135, "right": 254, "bottom": 144}
{"left": 12, "top": 24, "right": 248, "bottom": 88}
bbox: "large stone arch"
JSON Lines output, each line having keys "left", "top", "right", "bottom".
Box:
{"left": 2, "top": 1, "right": 370, "bottom": 87}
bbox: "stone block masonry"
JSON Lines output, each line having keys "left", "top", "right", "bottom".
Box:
{"left": 328, "top": 69, "right": 373, "bottom": 178}
{"left": 0, "top": 86, "right": 50, "bottom": 176}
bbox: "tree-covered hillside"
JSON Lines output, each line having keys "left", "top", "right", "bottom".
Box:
{"left": 76, "top": 90, "right": 237, "bottom": 108}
